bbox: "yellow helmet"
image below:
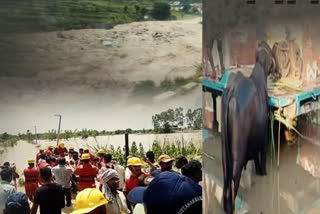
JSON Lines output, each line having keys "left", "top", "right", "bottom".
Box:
{"left": 72, "top": 188, "right": 108, "bottom": 214}
{"left": 127, "top": 157, "right": 143, "bottom": 166}
{"left": 84, "top": 147, "right": 89, "bottom": 151}
{"left": 59, "top": 142, "right": 65, "bottom": 148}
{"left": 98, "top": 149, "right": 105, "bottom": 154}
{"left": 39, "top": 148, "right": 44, "bottom": 152}
{"left": 27, "top": 159, "right": 35, "bottom": 164}
{"left": 81, "top": 154, "right": 90, "bottom": 160}
{"left": 69, "top": 146, "right": 74, "bottom": 150}
{"left": 48, "top": 145, "right": 54, "bottom": 149}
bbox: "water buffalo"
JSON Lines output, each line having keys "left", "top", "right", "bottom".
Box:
{"left": 221, "top": 41, "right": 277, "bottom": 214}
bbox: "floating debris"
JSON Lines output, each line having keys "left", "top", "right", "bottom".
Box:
{"left": 101, "top": 40, "right": 118, "bottom": 48}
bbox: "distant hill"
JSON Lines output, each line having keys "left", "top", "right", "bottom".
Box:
{"left": 0, "top": 0, "right": 201, "bottom": 33}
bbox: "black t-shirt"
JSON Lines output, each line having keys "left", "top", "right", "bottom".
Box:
{"left": 34, "top": 183, "right": 65, "bottom": 214}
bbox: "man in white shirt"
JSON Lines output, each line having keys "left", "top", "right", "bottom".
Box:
{"left": 51, "top": 157, "right": 73, "bottom": 207}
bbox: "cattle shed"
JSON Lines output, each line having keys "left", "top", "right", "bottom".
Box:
{"left": 202, "top": 68, "right": 320, "bottom": 214}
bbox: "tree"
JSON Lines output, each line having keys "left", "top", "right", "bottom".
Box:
{"left": 186, "top": 108, "right": 193, "bottom": 128}
{"left": 64, "top": 130, "right": 72, "bottom": 140}
{"left": 80, "top": 129, "right": 89, "bottom": 139}
{"left": 125, "top": 128, "right": 132, "bottom": 134}
{"left": 161, "top": 122, "right": 172, "bottom": 133}
{"left": 152, "top": 114, "right": 161, "bottom": 131}
{"left": 183, "top": 4, "right": 191, "bottom": 13}
{"left": 130, "top": 141, "right": 138, "bottom": 155}
{"left": 185, "top": 108, "right": 202, "bottom": 129}
{"left": 1, "top": 132, "right": 9, "bottom": 141}
{"left": 91, "top": 130, "right": 99, "bottom": 138}
{"left": 135, "top": 5, "right": 140, "bottom": 14}
{"left": 123, "top": 5, "right": 128, "bottom": 13}
{"left": 192, "top": 108, "right": 202, "bottom": 129}
{"left": 152, "top": 108, "right": 184, "bottom": 133}
{"left": 174, "top": 107, "right": 184, "bottom": 127}
{"left": 151, "top": 2, "right": 171, "bottom": 20}
{"left": 139, "top": 142, "right": 145, "bottom": 158}
{"left": 26, "top": 130, "right": 33, "bottom": 142}
{"left": 152, "top": 140, "right": 162, "bottom": 158}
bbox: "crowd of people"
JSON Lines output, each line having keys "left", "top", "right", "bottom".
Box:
{"left": 0, "top": 142, "right": 202, "bottom": 214}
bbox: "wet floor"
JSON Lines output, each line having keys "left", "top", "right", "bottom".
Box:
{"left": 203, "top": 114, "right": 320, "bottom": 214}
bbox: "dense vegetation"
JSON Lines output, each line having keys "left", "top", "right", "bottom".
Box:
{"left": 1, "top": 0, "right": 201, "bottom": 33}
{"left": 90, "top": 139, "right": 202, "bottom": 166}
{"left": 131, "top": 63, "right": 202, "bottom": 97}
{"left": 0, "top": 132, "right": 18, "bottom": 147}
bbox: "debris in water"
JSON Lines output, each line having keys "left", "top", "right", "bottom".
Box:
{"left": 101, "top": 40, "right": 118, "bottom": 48}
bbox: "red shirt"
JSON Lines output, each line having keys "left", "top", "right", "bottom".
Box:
{"left": 45, "top": 150, "right": 53, "bottom": 157}
{"left": 38, "top": 162, "right": 50, "bottom": 169}
{"left": 24, "top": 166, "right": 40, "bottom": 183}
{"left": 98, "top": 156, "right": 105, "bottom": 169}
{"left": 36, "top": 152, "right": 42, "bottom": 163}
{"left": 74, "top": 163, "right": 98, "bottom": 190}
{"left": 54, "top": 147, "right": 68, "bottom": 157}
{"left": 123, "top": 172, "right": 150, "bottom": 196}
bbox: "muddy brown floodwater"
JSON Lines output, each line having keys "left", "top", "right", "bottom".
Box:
{"left": 203, "top": 112, "right": 320, "bottom": 214}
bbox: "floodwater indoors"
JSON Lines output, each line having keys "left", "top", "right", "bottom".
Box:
{"left": 203, "top": 111, "right": 320, "bottom": 214}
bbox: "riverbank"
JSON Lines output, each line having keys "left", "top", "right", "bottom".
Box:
{"left": 1, "top": 131, "right": 201, "bottom": 213}
{"left": 0, "top": 131, "right": 201, "bottom": 173}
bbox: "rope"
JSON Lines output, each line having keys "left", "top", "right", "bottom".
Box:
{"left": 272, "top": 111, "right": 318, "bottom": 144}
{"left": 203, "top": 152, "right": 216, "bottom": 161}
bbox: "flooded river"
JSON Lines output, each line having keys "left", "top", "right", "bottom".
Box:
{"left": 203, "top": 115, "right": 320, "bottom": 214}
{"left": 0, "top": 131, "right": 201, "bottom": 174}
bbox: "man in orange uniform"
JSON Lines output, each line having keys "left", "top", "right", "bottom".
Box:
{"left": 83, "top": 147, "right": 95, "bottom": 163}
{"left": 23, "top": 159, "right": 40, "bottom": 201}
{"left": 45, "top": 146, "right": 54, "bottom": 157}
{"left": 36, "top": 148, "right": 44, "bottom": 163}
{"left": 123, "top": 157, "right": 151, "bottom": 197}
{"left": 74, "top": 154, "right": 98, "bottom": 191}
{"left": 97, "top": 149, "right": 105, "bottom": 169}
{"left": 54, "top": 142, "right": 68, "bottom": 157}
